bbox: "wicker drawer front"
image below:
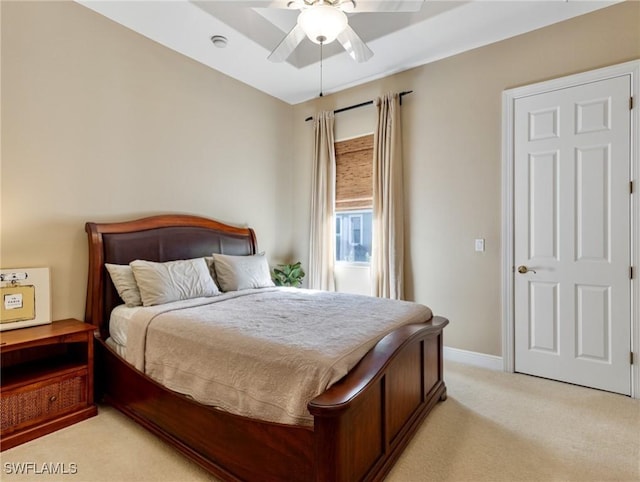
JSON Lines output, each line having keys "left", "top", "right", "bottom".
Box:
{"left": 1, "top": 374, "right": 87, "bottom": 434}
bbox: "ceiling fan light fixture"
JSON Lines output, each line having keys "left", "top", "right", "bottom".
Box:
{"left": 297, "top": 5, "right": 348, "bottom": 44}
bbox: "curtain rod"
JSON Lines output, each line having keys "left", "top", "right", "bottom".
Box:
{"left": 304, "top": 90, "right": 413, "bottom": 122}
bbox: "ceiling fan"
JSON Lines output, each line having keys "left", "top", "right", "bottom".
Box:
{"left": 267, "top": 0, "right": 425, "bottom": 63}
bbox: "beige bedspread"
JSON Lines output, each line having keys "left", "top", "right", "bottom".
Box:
{"left": 125, "top": 287, "right": 432, "bottom": 426}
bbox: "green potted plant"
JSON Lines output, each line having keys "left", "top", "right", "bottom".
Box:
{"left": 272, "top": 261, "right": 305, "bottom": 287}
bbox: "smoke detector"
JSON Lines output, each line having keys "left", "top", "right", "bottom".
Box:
{"left": 210, "top": 35, "right": 228, "bottom": 48}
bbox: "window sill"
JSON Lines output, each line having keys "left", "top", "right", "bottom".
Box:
{"left": 335, "top": 262, "right": 370, "bottom": 269}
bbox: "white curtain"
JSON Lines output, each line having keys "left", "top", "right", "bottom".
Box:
{"left": 308, "top": 111, "right": 336, "bottom": 291}
{"left": 372, "top": 93, "right": 404, "bottom": 299}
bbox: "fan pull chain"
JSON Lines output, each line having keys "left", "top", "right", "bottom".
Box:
{"left": 319, "top": 40, "right": 324, "bottom": 97}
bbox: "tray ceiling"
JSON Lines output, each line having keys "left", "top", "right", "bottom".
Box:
{"left": 77, "top": 1, "right": 620, "bottom": 104}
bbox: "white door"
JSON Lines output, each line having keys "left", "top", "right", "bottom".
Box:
{"left": 514, "top": 75, "right": 632, "bottom": 395}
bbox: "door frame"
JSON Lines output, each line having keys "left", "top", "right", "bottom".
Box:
{"left": 501, "top": 59, "right": 640, "bottom": 398}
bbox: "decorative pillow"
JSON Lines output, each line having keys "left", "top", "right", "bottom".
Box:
{"left": 105, "top": 264, "right": 142, "bottom": 307}
{"left": 212, "top": 253, "right": 275, "bottom": 292}
{"left": 130, "top": 258, "right": 220, "bottom": 306}
{"left": 204, "top": 256, "right": 218, "bottom": 286}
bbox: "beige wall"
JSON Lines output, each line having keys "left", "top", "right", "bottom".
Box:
{"left": 1, "top": 1, "right": 294, "bottom": 321}
{"left": 291, "top": 1, "right": 640, "bottom": 356}
{"left": 2, "top": 1, "right": 639, "bottom": 356}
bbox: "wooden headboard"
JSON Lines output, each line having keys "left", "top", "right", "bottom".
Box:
{"left": 85, "top": 214, "right": 257, "bottom": 339}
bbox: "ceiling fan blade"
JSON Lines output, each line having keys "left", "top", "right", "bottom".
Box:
{"left": 217, "top": 1, "right": 296, "bottom": 8}
{"left": 342, "top": 0, "right": 424, "bottom": 13}
{"left": 268, "top": 24, "right": 307, "bottom": 62}
{"left": 337, "top": 25, "right": 373, "bottom": 63}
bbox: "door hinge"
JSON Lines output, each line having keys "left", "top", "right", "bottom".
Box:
{"left": 632, "top": 352, "right": 635, "bottom": 365}
{"left": 632, "top": 97, "right": 634, "bottom": 110}
{"left": 631, "top": 266, "right": 634, "bottom": 279}
{"left": 631, "top": 181, "right": 634, "bottom": 194}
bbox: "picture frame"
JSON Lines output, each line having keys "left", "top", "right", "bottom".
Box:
{"left": 0, "top": 267, "right": 51, "bottom": 331}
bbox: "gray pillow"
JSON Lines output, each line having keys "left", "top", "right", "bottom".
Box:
{"left": 212, "top": 253, "right": 275, "bottom": 292}
{"left": 105, "top": 264, "right": 142, "bottom": 307}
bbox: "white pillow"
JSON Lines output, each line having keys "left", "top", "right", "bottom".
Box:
{"left": 105, "top": 264, "right": 142, "bottom": 307}
{"left": 130, "top": 258, "right": 220, "bottom": 306}
{"left": 212, "top": 253, "right": 275, "bottom": 292}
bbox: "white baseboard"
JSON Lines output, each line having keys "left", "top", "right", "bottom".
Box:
{"left": 444, "top": 346, "right": 503, "bottom": 371}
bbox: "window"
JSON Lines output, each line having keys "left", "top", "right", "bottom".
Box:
{"left": 335, "top": 211, "right": 371, "bottom": 262}
{"left": 335, "top": 216, "right": 342, "bottom": 261}
{"left": 349, "top": 214, "right": 362, "bottom": 245}
{"left": 334, "top": 135, "right": 373, "bottom": 263}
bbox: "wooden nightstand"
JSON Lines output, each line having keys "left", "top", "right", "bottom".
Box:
{"left": 0, "top": 319, "right": 97, "bottom": 450}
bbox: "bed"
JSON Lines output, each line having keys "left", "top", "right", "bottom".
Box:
{"left": 84, "top": 214, "right": 448, "bottom": 482}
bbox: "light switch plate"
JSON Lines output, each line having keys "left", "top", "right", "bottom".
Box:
{"left": 475, "top": 238, "right": 485, "bottom": 252}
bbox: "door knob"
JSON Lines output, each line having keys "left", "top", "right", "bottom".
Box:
{"left": 517, "top": 265, "right": 536, "bottom": 274}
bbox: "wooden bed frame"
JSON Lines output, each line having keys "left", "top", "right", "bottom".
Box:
{"left": 84, "top": 214, "right": 448, "bottom": 482}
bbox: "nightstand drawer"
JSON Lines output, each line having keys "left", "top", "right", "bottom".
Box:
{"left": 1, "top": 371, "right": 87, "bottom": 434}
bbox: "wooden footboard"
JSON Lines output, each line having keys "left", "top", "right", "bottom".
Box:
{"left": 310, "top": 316, "right": 448, "bottom": 481}
{"left": 94, "top": 316, "right": 447, "bottom": 482}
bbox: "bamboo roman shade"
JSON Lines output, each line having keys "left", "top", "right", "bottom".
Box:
{"left": 335, "top": 134, "right": 373, "bottom": 211}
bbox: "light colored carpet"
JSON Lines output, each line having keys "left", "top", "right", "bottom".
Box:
{"left": 2, "top": 361, "right": 638, "bottom": 481}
